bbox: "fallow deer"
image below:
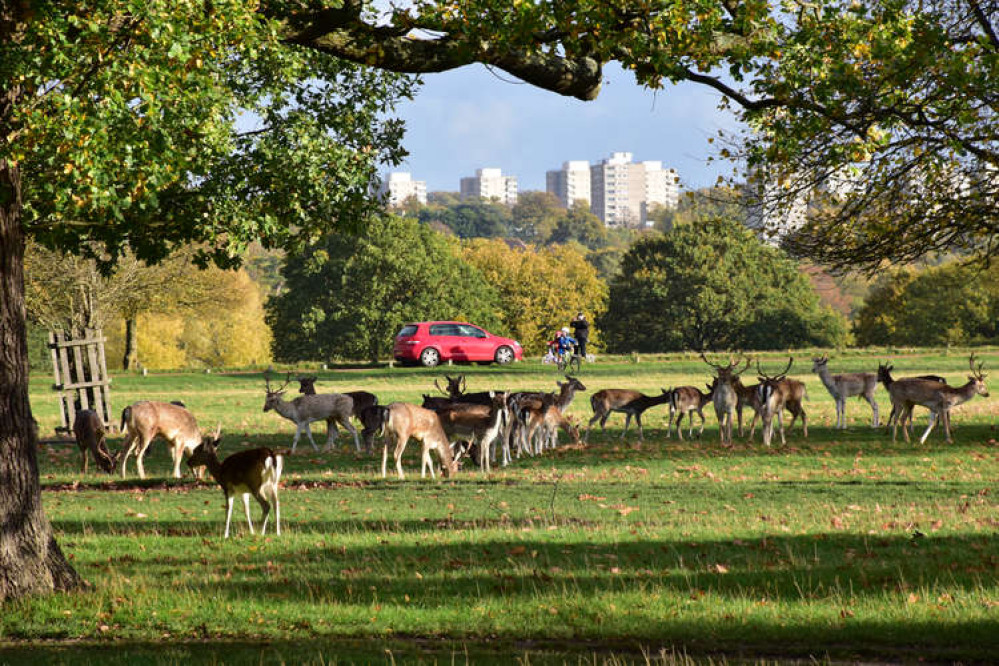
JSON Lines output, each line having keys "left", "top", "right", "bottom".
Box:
{"left": 186, "top": 430, "right": 283, "bottom": 538}
{"left": 523, "top": 392, "right": 581, "bottom": 452}
{"left": 811, "top": 356, "right": 879, "bottom": 428}
{"left": 877, "top": 362, "right": 948, "bottom": 436}
{"left": 701, "top": 353, "right": 750, "bottom": 445}
{"left": 731, "top": 376, "right": 762, "bottom": 440}
{"left": 756, "top": 358, "right": 809, "bottom": 447}
{"left": 435, "top": 392, "right": 509, "bottom": 472}
{"left": 73, "top": 409, "right": 116, "bottom": 474}
{"left": 264, "top": 375, "right": 360, "bottom": 453}
{"left": 297, "top": 375, "right": 379, "bottom": 419}
{"left": 668, "top": 384, "right": 713, "bottom": 440}
{"left": 118, "top": 401, "right": 209, "bottom": 479}
{"left": 585, "top": 388, "right": 672, "bottom": 442}
{"left": 381, "top": 403, "right": 459, "bottom": 480}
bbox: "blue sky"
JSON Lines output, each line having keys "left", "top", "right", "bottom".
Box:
{"left": 392, "top": 62, "right": 746, "bottom": 193}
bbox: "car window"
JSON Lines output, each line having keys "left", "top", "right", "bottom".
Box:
{"left": 458, "top": 324, "right": 487, "bottom": 338}
{"left": 429, "top": 324, "right": 458, "bottom": 336}
{"left": 396, "top": 325, "right": 418, "bottom": 337}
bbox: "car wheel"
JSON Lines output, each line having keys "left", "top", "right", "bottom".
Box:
{"left": 420, "top": 348, "right": 441, "bottom": 368}
{"left": 494, "top": 345, "right": 514, "bottom": 365}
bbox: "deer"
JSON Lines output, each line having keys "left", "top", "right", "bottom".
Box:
{"left": 297, "top": 375, "right": 379, "bottom": 419}
{"left": 504, "top": 377, "right": 586, "bottom": 461}
{"left": 877, "top": 362, "right": 948, "bottom": 435}
{"left": 731, "top": 375, "right": 763, "bottom": 440}
{"left": 756, "top": 358, "right": 809, "bottom": 447}
{"left": 880, "top": 356, "right": 987, "bottom": 443}
{"left": 186, "top": 428, "right": 283, "bottom": 539}
{"left": 118, "top": 400, "right": 211, "bottom": 479}
{"left": 811, "top": 355, "right": 879, "bottom": 428}
{"left": 435, "top": 392, "right": 509, "bottom": 472}
{"left": 263, "top": 374, "right": 360, "bottom": 453}
{"left": 72, "top": 409, "right": 116, "bottom": 474}
{"left": 523, "top": 392, "right": 581, "bottom": 453}
{"left": 701, "top": 353, "right": 750, "bottom": 445}
{"left": 584, "top": 388, "right": 672, "bottom": 442}
{"left": 668, "top": 384, "right": 714, "bottom": 440}
{"left": 380, "top": 402, "right": 459, "bottom": 480}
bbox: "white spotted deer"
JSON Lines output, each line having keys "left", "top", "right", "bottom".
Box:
{"left": 811, "top": 355, "right": 879, "bottom": 428}
{"left": 264, "top": 374, "right": 360, "bottom": 453}
{"left": 701, "top": 353, "right": 750, "bottom": 445}
{"left": 187, "top": 429, "right": 283, "bottom": 538}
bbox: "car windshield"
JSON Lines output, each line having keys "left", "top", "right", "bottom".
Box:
{"left": 396, "top": 325, "right": 418, "bottom": 337}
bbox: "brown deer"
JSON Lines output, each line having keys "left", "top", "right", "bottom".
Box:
{"left": 877, "top": 362, "right": 948, "bottom": 436}
{"left": 73, "top": 409, "right": 116, "bottom": 474}
{"left": 435, "top": 392, "right": 509, "bottom": 472}
{"left": 264, "top": 374, "right": 359, "bottom": 453}
{"left": 701, "top": 353, "right": 750, "bottom": 445}
{"left": 756, "top": 358, "right": 809, "bottom": 447}
{"left": 882, "top": 355, "right": 988, "bottom": 443}
{"left": 731, "top": 376, "right": 762, "bottom": 440}
{"left": 505, "top": 377, "right": 586, "bottom": 461}
{"left": 186, "top": 430, "right": 283, "bottom": 538}
{"left": 668, "top": 384, "right": 713, "bottom": 440}
{"left": 811, "top": 356, "right": 879, "bottom": 428}
{"left": 526, "top": 393, "right": 581, "bottom": 452}
{"left": 585, "top": 388, "right": 672, "bottom": 442}
{"left": 381, "top": 403, "right": 459, "bottom": 480}
{"left": 118, "top": 401, "right": 210, "bottom": 479}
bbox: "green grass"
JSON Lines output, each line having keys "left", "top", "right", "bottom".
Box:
{"left": 7, "top": 348, "right": 999, "bottom": 663}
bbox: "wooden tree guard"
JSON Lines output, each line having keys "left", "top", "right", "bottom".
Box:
{"left": 49, "top": 329, "right": 115, "bottom": 434}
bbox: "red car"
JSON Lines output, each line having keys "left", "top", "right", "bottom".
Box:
{"left": 394, "top": 321, "right": 523, "bottom": 367}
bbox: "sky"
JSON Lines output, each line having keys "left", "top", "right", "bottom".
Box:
{"left": 391, "top": 62, "right": 747, "bottom": 194}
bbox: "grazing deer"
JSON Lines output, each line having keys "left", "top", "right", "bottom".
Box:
{"left": 297, "top": 375, "right": 379, "bottom": 419}
{"left": 504, "top": 377, "right": 586, "bottom": 460}
{"left": 668, "top": 384, "right": 714, "bottom": 440}
{"left": 187, "top": 430, "right": 283, "bottom": 539}
{"left": 701, "top": 353, "right": 750, "bottom": 445}
{"left": 524, "top": 392, "right": 581, "bottom": 452}
{"left": 881, "top": 356, "right": 987, "bottom": 443}
{"left": 811, "top": 356, "right": 879, "bottom": 428}
{"left": 118, "top": 401, "right": 210, "bottom": 479}
{"left": 263, "top": 375, "right": 360, "bottom": 453}
{"left": 73, "top": 409, "right": 116, "bottom": 474}
{"left": 585, "top": 388, "right": 672, "bottom": 442}
{"left": 436, "top": 392, "right": 509, "bottom": 472}
{"left": 381, "top": 403, "right": 459, "bottom": 480}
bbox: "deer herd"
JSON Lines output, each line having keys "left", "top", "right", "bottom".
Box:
{"left": 69, "top": 353, "right": 989, "bottom": 537}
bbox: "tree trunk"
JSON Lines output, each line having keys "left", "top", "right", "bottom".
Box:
{"left": 0, "top": 160, "right": 84, "bottom": 601}
{"left": 123, "top": 317, "right": 138, "bottom": 370}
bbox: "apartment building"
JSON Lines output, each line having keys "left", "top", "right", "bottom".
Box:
{"left": 377, "top": 172, "right": 427, "bottom": 207}
{"left": 587, "top": 152, "right": 679, "bottom": 227}
{"left": 460, "top": 168, "right": 518, "bottom": 205}
{"left": 545, "top": 160, "right": 592, "bottom": 208}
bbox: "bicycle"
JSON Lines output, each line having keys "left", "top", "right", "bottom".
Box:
{"left": 554, "top": 344, "right": 582, "bottom": 374}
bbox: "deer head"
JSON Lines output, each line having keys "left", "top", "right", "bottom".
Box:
{"left": 297, "top": 375, "right": 318, "bottom": 394}
{"left": 969, "top": 353, "right": 989, "bottom": 396}
{"left": 263, "top": 372, "right": 292, "bottom": 411}
{"left": 700, "top": 352, "right": 749, "bottom": 382}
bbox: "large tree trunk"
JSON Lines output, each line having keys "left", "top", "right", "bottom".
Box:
{"left": 0, "top": 160, "right": 84, "bottom": 601}
{"left": 123, "top": 317, "right": 138, "bottom": 370}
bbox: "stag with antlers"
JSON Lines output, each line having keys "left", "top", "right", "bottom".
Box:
{"left": 263, "top": 374, "right": 360, "bottom": 453}
{"left": 700, "top": 353, "right": 750, "bottom": 445}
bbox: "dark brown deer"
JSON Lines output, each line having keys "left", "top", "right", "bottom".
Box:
{"left": 585, "top": 388, "right": 672, "bottom": 442}
{"left": 186, "top": 430, "right": 283, "bottom": 539}
{"left": 73, "top": 409, "right": 116, "bottom": 474}
{"left": 435, "top": 392, "right": 509, "bottom": 472}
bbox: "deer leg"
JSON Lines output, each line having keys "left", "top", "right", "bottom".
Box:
{"left": 736, "top": 405, "right": 744, "bottom": 438}
{"left": 748, "top": 410, "right": 759, "bottom": 441}
{"left": 242, "top": 494, "right": 256, "bottom": 534}
{"left": 620, "top": 413, "right": 632, "bottom": 439}
{"left": 340, "top": 416, "right": 360, "bottom": 453}
{"left": 80, "top": 445, "right": 88, "bottom": 474}
{"left": 777, "top": 409, "right": 786, "bottom": 445}
{"left": 224, "top": 494, "right": 235, "bottom": 539}
{"left": 272, "top": 485, "right": 281, "bottom": 535}
{"left": 119, "top": 433, "right": 139, "bottom": 478}
{"left": 394, "top": 435, "right": 408, "bottom": 480}
{"left": 421, "top": 442, "right": 436, "bottom": 479}
{"left": 171, "top": 444, "right": 185, "bottom": 479}
{"left": 635, "top": 413, "right": 644, "bottom": 441}
{"left": 918, "top": 410, "right": 938, "bottom": 444}
{"left": 381, "top": 442, "right": 389, "bottom": 478}
{"left": 697, "top": 409, "right": 706, "bottom": 438}
{"left": 254, "top": 491, "right": 271, "bottom": 535}
{"left": 675, "top": 412, "right": 685, "bottom": 441}
{"left": 134, "top": 436, "right": 155, "bottom": 480}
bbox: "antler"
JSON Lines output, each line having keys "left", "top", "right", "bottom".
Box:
{"left": 970, "top": 353, "right": 987, "bottom": 379}
{"left": 699, "top": 351, "right": 722, "bottom": 370}
{"left": 434, "top": 378, "right": 449, "bottom": 396}
{"left": 757, "top": 357, "right": 794, "bottom": 381}
{"left": 459, "top": 375, "right": 467, "bottom": 395}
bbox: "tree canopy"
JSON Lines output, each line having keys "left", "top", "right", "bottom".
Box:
{"left": 267, "top": 215, "right": 503, "bottom": 363}
{"left": 599, "top": 218, "right": 848, "bottom": 352}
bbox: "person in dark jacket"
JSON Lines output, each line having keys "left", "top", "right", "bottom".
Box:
{"left": 570, "top": 312, "right": 589, "bottom": 358}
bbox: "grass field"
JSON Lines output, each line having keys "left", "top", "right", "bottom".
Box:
{"left": 4, "top": 348, "right": 998, "bottom": 664}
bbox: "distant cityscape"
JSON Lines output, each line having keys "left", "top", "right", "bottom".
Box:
{"left": 377, "top": 151, "right": 681, "bottom": 228}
